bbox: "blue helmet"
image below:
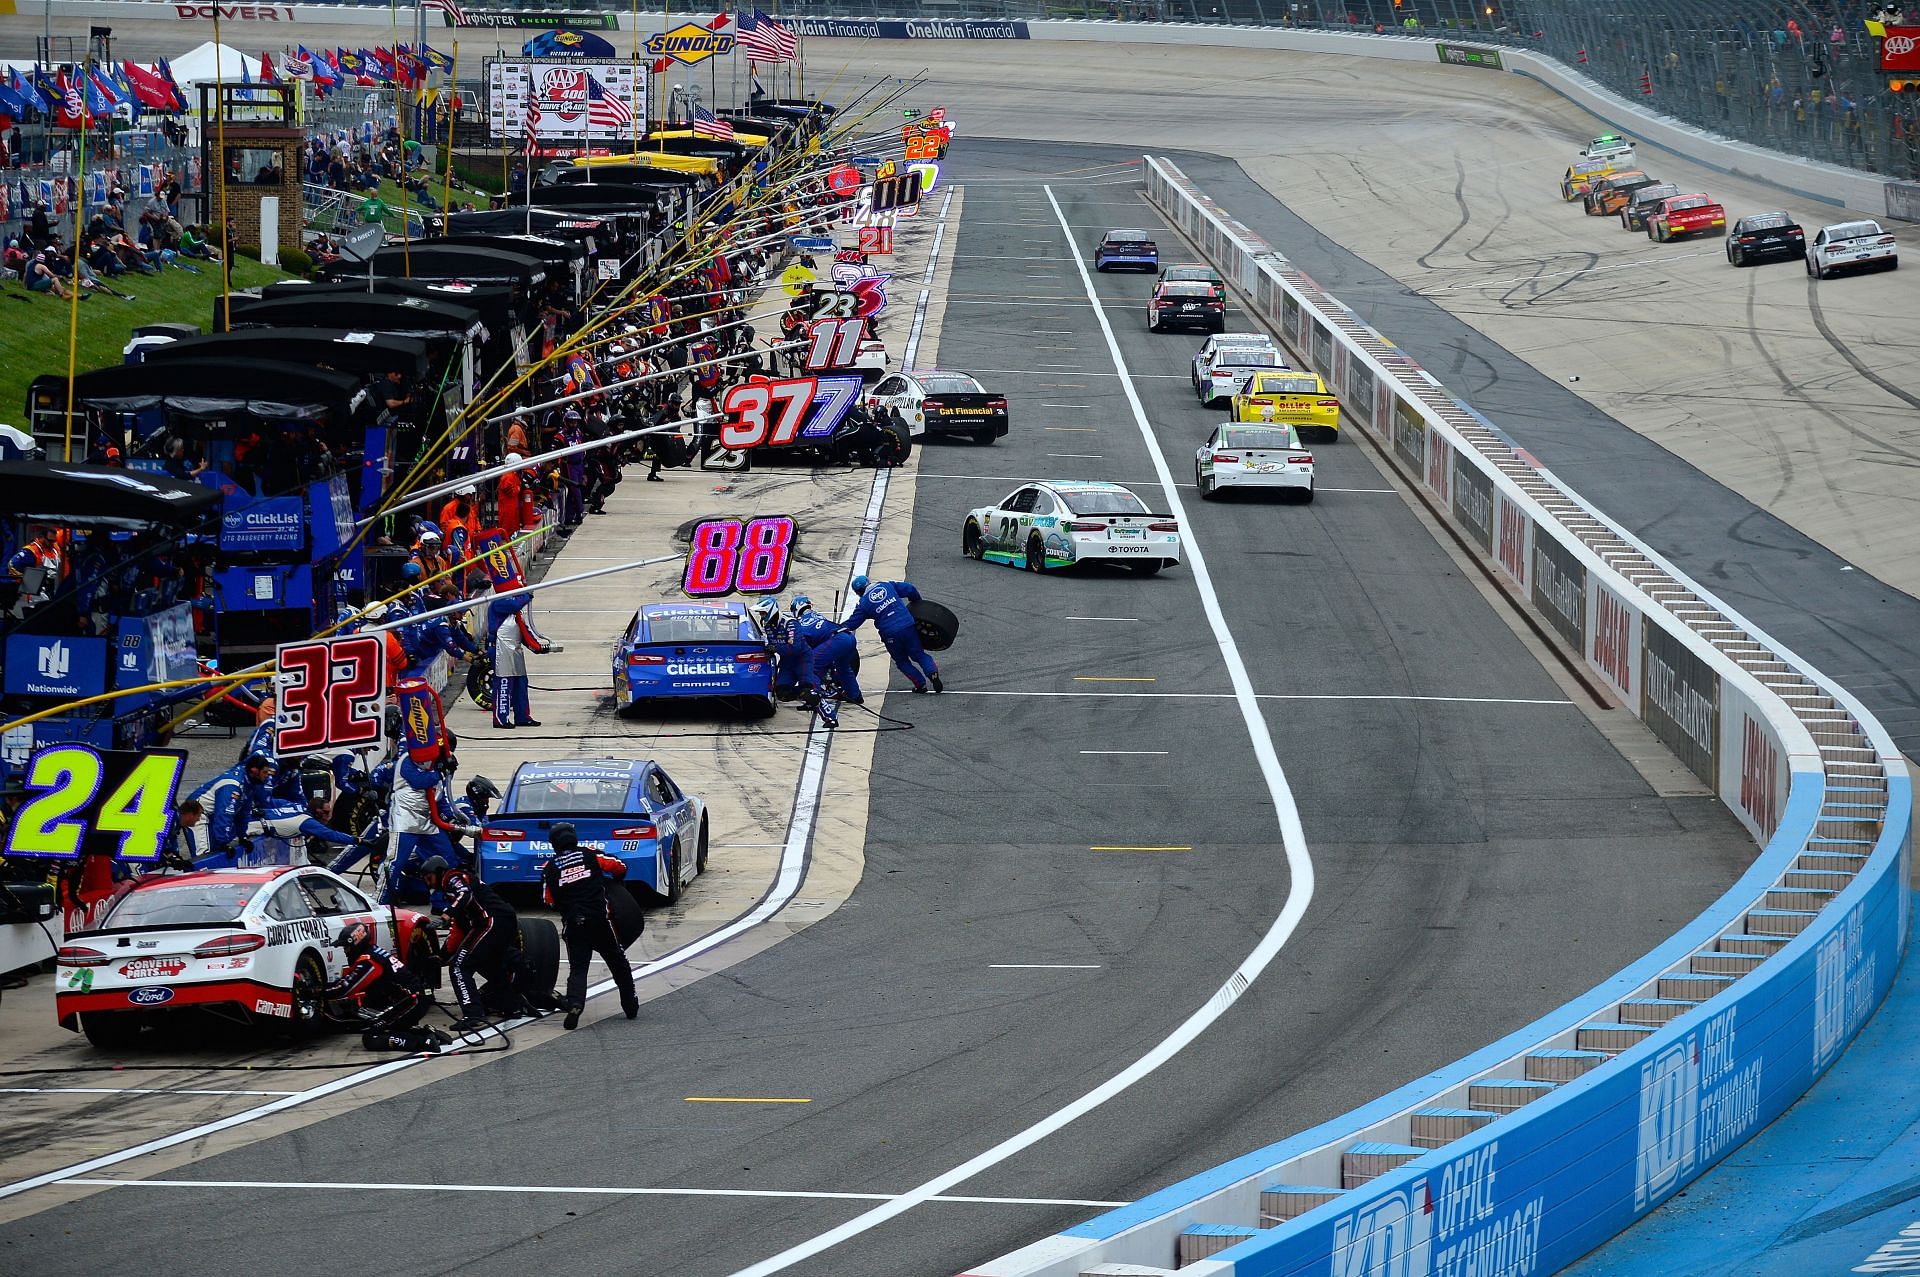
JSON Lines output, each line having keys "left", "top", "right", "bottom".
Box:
{"left": 750, "top": 596, "right": 780, "bottom": 623}
{"left": 791, "top": 595, "right": 813, "bottom": 614}
{"left": 401, "top": 561, "right": 423, "bottom": 580}
{"left": 850, "top": 575, "right": 870, "bottom": 593}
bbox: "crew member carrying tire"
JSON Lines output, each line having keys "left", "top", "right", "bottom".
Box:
{"left": 840, "top": 575, "right": 943, "bottom": 694}
{"left": 540, "top": 821, "right": 640, "bottom": 1030}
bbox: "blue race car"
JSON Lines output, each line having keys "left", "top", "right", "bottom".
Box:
{"left": 1094, "top": 228, "right": 1158, "bottom": 272}
{"left": 479, "top": 758, "right": 709, "bottom": 903}
{"left": 613, "top": 601, "right": 776, "bottom": 718}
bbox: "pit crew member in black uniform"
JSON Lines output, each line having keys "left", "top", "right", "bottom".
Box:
{"left": 540, "top": 821, "right": 639, "bottom": 1030}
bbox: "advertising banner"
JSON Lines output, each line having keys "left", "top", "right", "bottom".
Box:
{"left": 447, "top": 11, "right": 618, "bottom": 29}
{"left": 1643, "top": 622, "right": 1721, "bottom": 788}
{"left": 1878, "top": 27, "right": 1920, "bottom": 73}
{"left": 220, "top": 495, "right": 305, "bottom": 553}
{"left": 1531, "top": 531, "right": 1588, "bottom": 653}
{"left": 1437, "top": 42, "right": 1505, "bottom": 70}
{"left": 1587, "top": 578, "right": 1640, "bottom": 707}
{"left": 1452, "top": 456, "right": 1495, "bottom": 553}
{"left": 4, "top": 634, "right": 110, "bottom": 700}
{"left": 1720, "top": 683, "right": 1794, "bottom": 844}
{"left": 488, "top": 61, "right": 646, "bottom": 145}
{"left": 1426, "top": 429, "right": 1452, "bottom": 500}
{"left": 785, "top": 17, "right": 1028, "bottom": 39}
{"left": 1494, "top": 491, "right": 1531, "bottom": 591}
{"left": 1392, "top": 396, "right": 1426, "bottom": 471}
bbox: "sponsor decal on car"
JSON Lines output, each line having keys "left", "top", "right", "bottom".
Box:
{"left": 118, "top": 957, "right": 187, "bottom": 980}
{"left": 267, "top": 917, "right": 330, "bottom": 947}
{"left": 663, "top": 662, "right": 738, "bottom": 676}
{"left": 254, "top": 997, "right": 292, "bottom": 1017}
{"left": 127, "top": 986, "right": 176, "bottom": 1006}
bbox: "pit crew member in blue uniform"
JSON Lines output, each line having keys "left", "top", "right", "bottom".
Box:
{"left": 751, "top": 596, "right": 802, "bottom": 701}
{"left": 792, "top": 595, "right": 862, "bottom": 728}
{"left": 840, "top": 574, "right": 942, "bottom": 694}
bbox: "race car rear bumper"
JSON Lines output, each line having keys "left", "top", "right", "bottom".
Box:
{"left": 1215, "top": 469, "right": 1313, "bottom": 491}
{"left": 57, "top": 976, "right": 293, "bottom": 1026}
{"left": 924, "top": 411, "right": 1008, "bottom": 439}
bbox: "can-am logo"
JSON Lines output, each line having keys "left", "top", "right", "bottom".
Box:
{"left": 538, "top": 67, "right": 589, "bottom": 121}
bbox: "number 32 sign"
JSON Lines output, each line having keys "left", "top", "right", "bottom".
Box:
{"left": 274, "top": 633, "right": 387, "bottom": 760}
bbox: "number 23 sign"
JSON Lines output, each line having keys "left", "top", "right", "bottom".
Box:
{"left": 274, "top": 633, "right": 387, "bottom": 759}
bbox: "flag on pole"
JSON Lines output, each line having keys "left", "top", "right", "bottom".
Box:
{"left": 585, "top": 74, "right": 632, "bottom": 131}
{"left": 420, "top": 0, "right": 470, "bottom": 25}
{"left": 524, "top": 92, "right": 541, "bottom": 154}
{"left": 691, "top": 105, "right": 734, "bottom": 140}
{"left": 737, "top": 9, "right": 797, "bottom": 62}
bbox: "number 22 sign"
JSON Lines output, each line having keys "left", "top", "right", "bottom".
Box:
{"left": 274, "top": 633, "right": 386, "bottom": 759}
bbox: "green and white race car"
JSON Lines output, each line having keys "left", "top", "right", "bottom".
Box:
{"left": 961, "top": 480, "right": 1182, "bottom": 576}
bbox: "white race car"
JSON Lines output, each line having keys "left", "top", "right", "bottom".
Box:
{"left": 962, "top": 479, "right": 1181, "bottom": 575}
{"left": 865, "top": 369, "right": 1009, "bottom": 442}
{"left": 54, "top": 866, "right": 440, "bottom": 1048}
{"left": 1582, "top": 133, "right": 1637, "bottom": 163}
{"left": 1195, "top": 422, "right": 1315, "bottom": 502}
{"left": 1191, "top": 334, "right": 1286, "bottom": 406}
{"left": 852, "top": 334, "right": 890, "bottom": 379}
{"left": 1806, "top": 220, "right": 1899, "bottom": 279}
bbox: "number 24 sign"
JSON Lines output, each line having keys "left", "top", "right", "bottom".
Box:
{"left": 2, "top": 745, "right": 188, "bottom": 862}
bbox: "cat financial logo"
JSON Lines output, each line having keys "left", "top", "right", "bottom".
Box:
{"left": 646, "top": 24, "right": 737, "bottom": 66}
{"left": 537, "top": 67, "right": 590, "bottom": 122}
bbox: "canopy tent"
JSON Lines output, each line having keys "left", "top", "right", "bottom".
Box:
{"left": 165, "top": 42, "right": 264, "bottom": 92}
{"left": 32, "top": 359, "right": 368, "bottom": 425}
{"left": 0, "top": 461, "right": 218, "bottom": 530}
{"left": 437, "top": 208, "right": 611, "bottom": 243}
{"left": 144, "top": 329, "right": 433, "bottom": 381}
{"left": 318, "top": 245, "right": 550, "bottom": 295}
{"left": 225, "top": 289, "right": 486, "bottom": 344}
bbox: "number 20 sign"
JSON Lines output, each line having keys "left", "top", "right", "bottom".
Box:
{"left": 274, "top": 633, "right": 387, "bottom": 759}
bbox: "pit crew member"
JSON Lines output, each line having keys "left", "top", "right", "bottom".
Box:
{"left": 540, "top": 821, "right": 639, "bottom": 1029}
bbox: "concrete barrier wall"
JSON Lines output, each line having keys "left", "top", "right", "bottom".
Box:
{"left": 961, "top": 156, "right": 1912, "bottom": 1277}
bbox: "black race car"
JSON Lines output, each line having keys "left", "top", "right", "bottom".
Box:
{"left": 1726, "top": 212, "right": 1806, "bottom": 267}
{"left": 1620, "top": 182, "right": 1681, "bottom": 232}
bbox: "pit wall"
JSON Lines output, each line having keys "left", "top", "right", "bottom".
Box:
{"left": 961, "top": 156, "right": 1913, "bottom": 1277}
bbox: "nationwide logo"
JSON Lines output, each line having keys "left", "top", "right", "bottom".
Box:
{"left": 37, "top": 641, "right": 69, "bottom": 680}
{"left": 645, "top": 24, "right": 737, "bottom": 66}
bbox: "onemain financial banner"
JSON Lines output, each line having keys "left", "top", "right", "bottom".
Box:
{"left": 785, "top": 18, "right": 1029, "bottom": 39}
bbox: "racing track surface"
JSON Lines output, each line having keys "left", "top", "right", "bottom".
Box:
{"left": 0, "top": 145, "right": 1756, "bottom": 1277}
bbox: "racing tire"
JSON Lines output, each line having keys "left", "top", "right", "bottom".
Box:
{"left": 658, "top": 840, "right": 684, "bottom": 907}
{"left": 1129, "top": 560, "right": 1165, "bottom": 576}
{"left": 696, "top": 819, "right": 709, "bottom": 873}
{"left": 518, "top": 917, "right": 561, "bottom": 993}
{"left": 466, "top": 654, "right": 495, "bottom": 710}
{"left": 746, "top": 689, "right": 777, "bottom": 719}
{"left": 405, "top": 925, "right": 443, "bottom": 991}
{"left": 81, "top": 1010, "right": 147, "bottom": 1051}
{"left": 608, "top": 887, "right": 645, "bottom": 948}
{"left": 1729, "top": 244, "right": 1742, "bottom": 266}
{"left": 289, "top": 950, "right": 328, "bottom": 1038}
{"left": 962, "top": 521, "right": 984, "bottom": 561}
{"left": 1299, "top": 482, "right": 1317, "bottom": 505}
{"left": 907, "top": 598, "right": 960, "bottom": 652}
{"left": 970, "top": 429, "right": 996, "bottom": 446}
{"left": 1208, "top": 320, "right": 1226, "bottom": 335}
{"left": 1197, "top": 466, "right": 1218, "bottom": 501}
{"left": 1025, "top": 534, "right": 1046, "bottom": 574}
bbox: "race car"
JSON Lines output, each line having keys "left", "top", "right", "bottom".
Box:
{"left": 613, "top": 600, "right": 776, "bottom": 718}
{"left": 1646, "top": 193, "right": 1727, "bottom": 242}
{"left": 478, "top": 758, "right": 708, "bottom": 904}
{"left": 1561, "top": 157, "right": 1617, "bottom": 201}
{"left": 1094, "top": 228, "right": 1158, "bottom": 272}
{"left": 1726, "top": 212, "right": 1805, "bottom": 267}
{"left": 1232, "top": 369, "right": 1341, "bottom": 441}
{"left": 1806, "top": 219, "right": 1899, "bottom": 278}
{"left": 1583, "top": 170, "right": 1657, "bottom": 216}
{"left": 1192, "top": 334, "right": 1287, "bottom": 406}
{"left": 962, "top": 479, "right": 1181, "bottom": 575}
{"left": 1148, "top": 280, "right": 1226, "bottom": 333}
{"left": 1620, "top": 182, "right": 1681, "bottom": 231}
{"left": 851, "top": 334, "right": 889, "bottom": 379}
{"left": 866, "top": 369, "right": 1009, "bottom": 443}
{"left": 1157, "top": 263, "right": 1225, "bottom": 299}
{"left": 1195, "top": 422, "right": 1315, "bottom": 502}
{"left": 54, "top": 866, "right": 438, "bottom": 1048}
{"left": 1582, "top": 133, "right": 1637, "bottom": 163}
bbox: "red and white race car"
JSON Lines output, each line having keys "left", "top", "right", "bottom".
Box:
{"left": 55, "top": 866, "right": 438, "bottom": 1049}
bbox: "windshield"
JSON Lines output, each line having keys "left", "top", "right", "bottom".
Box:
{"left": 1252, "top": 374, "right": 1323, "bottom": 395}
{"left": 1215, "top": 350, "right": 1282, "bottom": 370}
{"left": 1061, "top": 488, "right": 1150, "bottom": 517}
{"left": 1830, "top": 222, "right": 1881, "bottom": 240}
{"left": 1164, "top": 267, "right": 1218, "bottom": 282}
{"left": 1743, "top": 213, "right": 1793, "bottom": 230}
{"left": 1220, "top": 426, "right": 1299, "bottom": 450}
{"left": 921, "top": 374, "right": 984, "bottom": 395}
{"left": 511, "top": 775, "right": 633, "bottom": 813}
{"left": 644, "top": 612, "right": 744, "bottom": 643}
{"left": 1634, "top": 186, "right": 1679, "bottom": 204}
{"left": 103, "top": 882, "right": 253, "bottom": 929}
{"left": 1669, "top": 196, "right": 1710, "bottom": 211}
{"left": 1159, "top": 282, "right": 1214, "bottom": 297}
{"left": 1106, "top": 230, "right": 1150, "bottom": 243}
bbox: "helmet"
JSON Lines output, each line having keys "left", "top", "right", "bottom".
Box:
{"left": 791, "top": 595, "right": 814, "bottom": 615}
{"left": 750, "top": 596, "right": 780, "bottom": 623}
{"left": 505, "top": 451, "right": 524, "bottom": 466}
{"left": 850, "top": 575, "right": 870, "bottom": 593}
{"left": 401, "top": 561, "right": 423, "bottom": 581}
{"left": 457, "top": 484, "right": 477, "bottom": 498}
{"left": 416, "top": 855, "right": 450, "bottom": 881}
{"left": 549, "top": 821, "right": 578, "bottom": 850}
{"left": 416, "top": 522, "right": 442, "bottom": 545}
{"left": 334, "top": 920, "right": 374, "bottom": 957}
{"left": 465, "top": 775, "right": 501, "bottom": 805}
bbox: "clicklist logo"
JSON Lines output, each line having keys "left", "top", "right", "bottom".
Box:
{"left": 37, "top": 641, "right": 69, "bottom": 680}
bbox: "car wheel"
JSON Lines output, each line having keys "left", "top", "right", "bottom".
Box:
{"left": 607, "top": 889, "right": 644, "bottom": 948}
{"left": 289, "top": 950, "right": 327, "bottom": 1038}
{"left": 747, "top": 689, "right": 777, "bottom": 719}
{"left": 518, "top": 917, "right": 561, "bottom": 990}
{"left": 696, "top": 819, "right": 709, "bottom": 873}
{"left": 1197, "top": 465, "right": 1217, "bottom": 500}
{"left": 405, "top": 925, "right": 443, "bottom": 991}
{"left": 1129, "top": 560, "right": 1165, "bottom": 576}
{"left": 1806, "top": 254, "right": 1816, "bottom": 276}
{"left": 81, "top": 1010, "right": 148, "bottom": 1051}
{"left": 1025, "top": 534, "right": 1047, "bottom": 573}
{"left": 971, "top": 429, "right": 996, "bottom": 445}
{"left": 1300, "top": 482, "right": 1317, "bottom": 505}
{"left": 658, "top": 840, "right": 684, "bottom": 906}
{"left": 963, "top": 521, "right": 983, "bottom": 560}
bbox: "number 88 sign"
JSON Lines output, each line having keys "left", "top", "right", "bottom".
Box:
{"left": 683, "top": 517, "right": 797, "bottom": 598}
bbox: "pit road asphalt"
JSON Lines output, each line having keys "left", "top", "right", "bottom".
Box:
{"left": 0, "top": 146, "right": 1754, "bottom": 1277}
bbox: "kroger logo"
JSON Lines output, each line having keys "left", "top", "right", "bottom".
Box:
{"left": 37, "top": 640, "right": 69, "bottom": 679}
{"left": 127, "top": 986, "right": 176, "bottom": 1006}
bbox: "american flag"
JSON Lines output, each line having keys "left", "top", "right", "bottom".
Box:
{"left": 524, "top": 92, "right": 541, "bottom": 153}
{"left": 691, "top": 105, "right": 734, "bottom": 141}
{"left": 736, "top": 9, "right": 797, "bottom": 63}
{"left": 420, "top": 0, "right": 470, "bottom": 25}
{"left": 585, "top": 73, "right": 632, "bottom": 131}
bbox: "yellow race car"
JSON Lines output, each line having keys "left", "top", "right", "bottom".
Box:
{"left": 1231, "top": 370, "right": 1340, "bottom": 441}
{"left": 1560, "top": 156, "right": 1617, "bottom": 201}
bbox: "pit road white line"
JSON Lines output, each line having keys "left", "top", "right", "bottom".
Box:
{"left": 725, "top": 183, "right": 1317, "bottom": 1277}
{"left": 60, "top": 1178, "right": 1126, "bottom": 1208}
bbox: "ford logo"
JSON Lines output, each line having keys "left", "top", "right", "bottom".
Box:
{"left": 127, "top": 986, "right": 175, "bottom": 1006}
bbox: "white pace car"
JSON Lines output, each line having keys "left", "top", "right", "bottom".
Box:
{"left": 1191, "top": 334, "right": 1287, "bottom": 407}
{"left": 962, "top": 479, "right": 1182, "bottom": 575}
{"left": 1195, "top": 422, "right": 1316, "bottom": 502}
{"left": 1806, "top": 220, "right": 1899, "bottom": 279}
{"left": 55, "top": 866, "right": 439, "bottom": 1048}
